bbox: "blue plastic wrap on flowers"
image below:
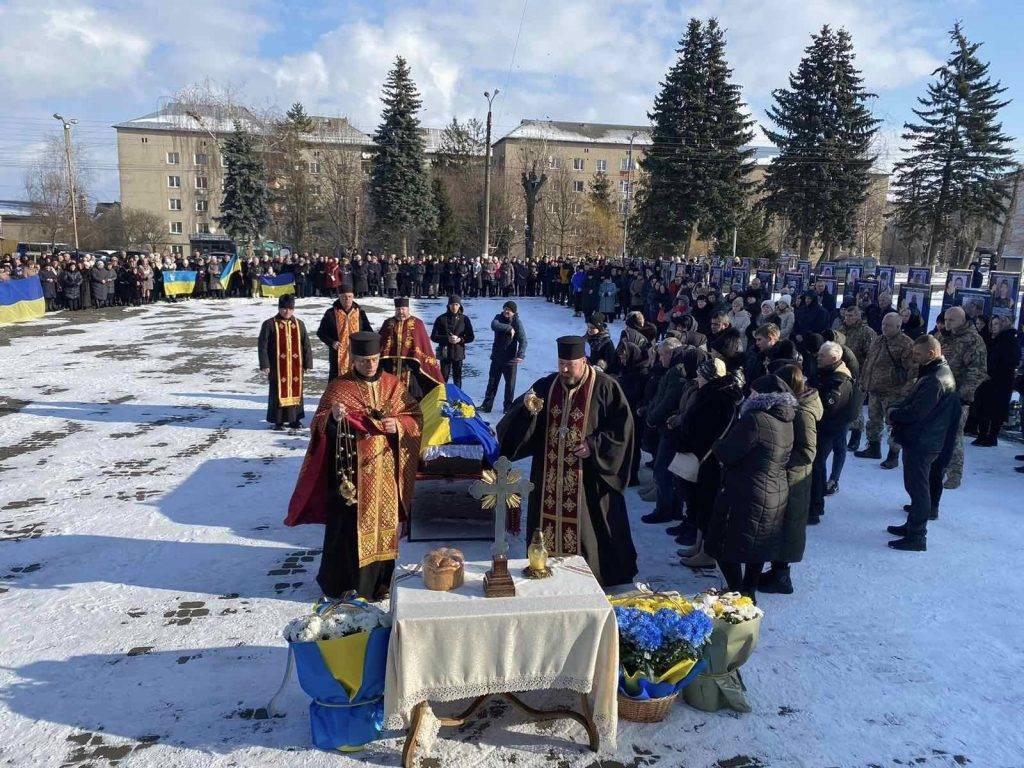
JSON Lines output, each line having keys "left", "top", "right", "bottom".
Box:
{"left": 618, "top": 658, "right": 708, "bottom": 701}
{"left": 290, "top": 626, "right": 391, "bottom": 752}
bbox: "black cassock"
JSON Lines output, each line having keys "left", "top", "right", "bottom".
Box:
{"left": 257, "top": 315, "right": 313, "bottom": 425}
{"left": 497, "top": 368, "right": 638, "bottom": 587}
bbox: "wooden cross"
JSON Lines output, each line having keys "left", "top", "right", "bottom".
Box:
{"left": 469, "top": 456, "right": 534, "bottom": 560}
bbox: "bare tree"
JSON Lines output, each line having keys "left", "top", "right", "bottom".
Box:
{"left": 541, "top": 163, "right": 582, "bottom": 259}
{"left": 24, "top": 135, "right": 92, "bottom": 246}
{"left": 313, "top": 146, "right": 367, "bottom": 252}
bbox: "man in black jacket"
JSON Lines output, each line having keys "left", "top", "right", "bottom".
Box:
{"left": 808, "top": 341, "right": 857, "bottom": 522}
{"left": 430, "top": 296, "right": 475, "bottom": 388}
{"left": 886, "top": 335, "right": 961, "bottom": 551}
{"left": 481, "top": 300, "right": 527, "bottom": 413}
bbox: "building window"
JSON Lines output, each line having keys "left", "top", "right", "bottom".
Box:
{"left": 620, "top": 180, "right": 631, "bottom": 196}
{"left": 195, "top": 176, "right": 208, "bottom": 189}
{"left": 620, "top": 156, "right": 635, "bottom": 171}
{"left": 196, "top": 199, "right": 208, "bottom": 213}
{"left": 619, "top": 200, "right": 629, "bottom": 214}
{"left": 196, "top": 222, "right": 211, "bottom": 234}
{"left": 169, "top": 221, "right": 183, "bottom": 234}
{"left": 168, "top": 175, "right": 181, "bottom": 188}
{"left": 141, "top": 137, "right": 148, "bottom": 144}
{"left": 547, "top": 156, "right": 562, "bottom": 170}
{"left": 171, "top": 244, "right": 183, "bottom": 255}
{"left": 194, "top": 152, "right": 208, "bottom": 165}
{"left": 572, "top": 157, "right": 584, "bottom": 171}
{"left": 596, "top": 159, "right": 607, "bottom": 172}
{"left": 169, "top": 198, "right": 181, "bottom": 211}
{"left": 308, "top": 161, "right": 321, "bottom": 174}
{"left": 220, "top": 156, "right": 228, "bottom": 168}
{"left": 572, "top": 180, "right": 585, "bottom": 193}
{"left": 571, "top": 202, "right": 583, "bottom": 215}
{"left": 166, "top": 152, "right": 180, "bottom": 165}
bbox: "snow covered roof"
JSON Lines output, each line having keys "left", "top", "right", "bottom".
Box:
{"left": 498, "top": 120, "right": 653, "bottom": 146}
{"left": 0, "top": 199, "right": 38, "bottom": 217}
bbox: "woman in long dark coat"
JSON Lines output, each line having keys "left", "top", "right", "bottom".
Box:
{"left": 705, "top": 374, "right": 795, "bottom": 598}
{"left": 971, "top": 315, "right": 1020, "bottom": 446}
{"left": 60, "top": 263, "right": 83, "bottom": 310}
{"left": 760, "top": 364, "right": 822, "bottom": 595}
{"left": 675, "top": 356, "right": 743, "bottom": 566}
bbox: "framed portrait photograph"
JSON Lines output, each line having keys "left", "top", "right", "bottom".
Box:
{"left": 942, "top": 269, "right": 972, "bottom": 309}
{"left": 710, "top": 267, "right": 724, "bottom": 286}
{"left": 797, "top": 260, "right": 812, "bottom": 279}
{"left": 898, "top": 283, "right": 933, "bottom": 326}
{"left": 757, "top": 258, "right": 770, "bottom": 270}
{"left": 730, "top": 268, "right": 749, "bottom": 290}
{"left": 738, "top": 257, "right": 751, "bottom": 270}
{"left": 907, "top": 266, "right": 932, "bottom": 285}
{"left": 955, "top": 287, "right": 992, "bottom": 321}
{"left": 988, "top": 271, "right": 1020, "bottom": 318}
{"left": 782, "top": 272, "right": 805, "bottom": 295}
{"left": 844, "top": 264, "right": 863, "bottom": 285}
{"left": 818, "top": 276, "right": 839, "bottom": 296}
{"left": 875, "top": 265, "right": 897, "bottom": 292}
{"left": 756, "top": 269, "right": 774, "bottom": 293}
{"left": 817, "top": 261, "right": 837, "bottom": 277}
{"left": 853, "top": 278, "right": 879, "bottom": 306}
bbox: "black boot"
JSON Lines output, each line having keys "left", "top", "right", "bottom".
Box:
{"left": 855, "top": 440, "right": 882, "bottom": 459}
{"left": 847, "top": 429, "right": 862, "bottom": 452}
{"left": 888, "top": 536, "right": 926, "bottom": 551}
{"left": 887, "top": 523, "right": 908, "bottom": 537}
{"left": 824, "top": 479, "right": 839, "bottom": 496}
{"left": 758, "top": 567, "right": 793, "bottom": 594}
{"left": 880, "top": 446, "right": 900, "bottom": 470}
{"left": 641, "top": 510, "right": 676, "bottom": 524}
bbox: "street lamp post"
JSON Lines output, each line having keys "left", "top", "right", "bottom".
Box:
{"left": 52, "top": 114, "right": 80, "bottom": 250}
{"left": 482, "top": 89, "right": 500, "bottom": 260}
{"left": 621, "top": 130, "right": 638, "bottom": 265}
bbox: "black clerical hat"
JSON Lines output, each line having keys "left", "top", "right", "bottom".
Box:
{"left": 556, "top": 335, "right": 586, "bottom": 360}
{"left": 278, "top": 294, "right": 296, "bottom": 309}
{"left": 339, "top": 279, "right": 354, "bottom": 294}
{"left": 350, "top": 331, "right": 380, "bottom": 356}
{"left": 394, "top": 296, "right": 410, "bottom": 308}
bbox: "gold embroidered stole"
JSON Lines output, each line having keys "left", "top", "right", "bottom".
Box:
{"left": 539, "top": 368, "right": 596, "bottom": 556}
{"left": 333, "top": 307, "right": 361, "bottom": 375}
{"left": 274, "top": 319, "right": 303, "bottom": 407}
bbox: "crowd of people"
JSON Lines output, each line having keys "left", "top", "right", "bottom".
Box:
{"left": 537, "top": 259, "right": 1023, "bottom": 598}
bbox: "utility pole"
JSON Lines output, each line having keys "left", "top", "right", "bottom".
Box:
{"left": 481, "top": 89, "right": 500, "bottom": 260}
{"left": 621, "top": 130, "right": 638, "bottom": 265}
{"left": 53, "top": 114, "right": 80, "bottom": 250}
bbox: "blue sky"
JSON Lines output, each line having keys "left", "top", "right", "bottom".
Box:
{"left": 0, "top": 0, "right": 1021, "bottom": 202}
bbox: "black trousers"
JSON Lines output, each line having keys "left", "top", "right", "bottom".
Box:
{"left": 718, "top": 561, "right": 765, "bottom": 596}
{"left": 483, "top": 359, "right": 518, "bottom": 411}
{"left": 902, "top": 449, "right": 939, "bottom": 538}
{"left": 441, "top": 359, "right": 463, "bottom": 389}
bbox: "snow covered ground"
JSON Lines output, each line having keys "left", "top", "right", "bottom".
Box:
{"left": 1, "top": 294, "right": 1022, "bottom": 768}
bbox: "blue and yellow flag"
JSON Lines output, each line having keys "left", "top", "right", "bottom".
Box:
{"left": 0, "top": 275, "right": 45, "bottom": 324}
{"left": 163, "top": 270, "right": 197, "bottom": 297}
{"left": 259, "top": 273, "right": 295, "bottom": 298}
{"left": 219, "top": 254, "right": 240, "bottom": 287}
{"left": 420, "top": 382, "right": 500, "bottom": 464}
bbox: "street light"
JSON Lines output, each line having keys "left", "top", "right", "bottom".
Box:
{"left": 482, "top": 89, "right": 500, "bottom": 260}
{"left": 53, "top": 113, "right": 80, "bottom": 250}
{"left": 621, "top": 130, "right": 638, "bottom": 264}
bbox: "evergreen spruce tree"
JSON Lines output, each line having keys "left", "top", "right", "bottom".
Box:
{"left": 589, "top": 170, "right": 615, "bottom": 215}
{"left": 891, "top": 23, "right": 1014, "bottom": 265}
{"left": 702, "top": 18, "right": 756, "bottom": 240}
{"left": 419, "top": 177, "right": 459, "bottom": 255}
{"left": 370, "top": 56, "right": 437, "bottom": 255}
{"left": 762, "top": 26, "right": 878, "bottom": 258}
{"left": 218, "top": 121, "right": 269, "bottom": 255}
{"left": 634, "top": 18, "right": 708, "bottom": 257}
{"left": 285, "top": 102, "right": 315, "bottom": 133}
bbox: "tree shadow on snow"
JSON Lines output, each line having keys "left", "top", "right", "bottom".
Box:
{"left": 19, "top": 399, "right": 288, "bottom": 432}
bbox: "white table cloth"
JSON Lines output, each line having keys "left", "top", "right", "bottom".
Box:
{"left": 383, "top": 556, "right": 618, "bottom": 752}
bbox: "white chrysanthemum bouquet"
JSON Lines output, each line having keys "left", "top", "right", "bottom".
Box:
{"left": 283, "top": 607, "right": 391, "bottom": 643}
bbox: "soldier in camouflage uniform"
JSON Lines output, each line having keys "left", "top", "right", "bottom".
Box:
{"left": 840, "top": 305, "right": 877, "bottom": 449}
{"left": 856, "top": 312, "right": 917, "bottom": 468}
{"left": 936, "top": 306, "right": 989, "bottom": 488}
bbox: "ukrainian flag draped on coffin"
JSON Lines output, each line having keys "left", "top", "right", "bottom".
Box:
{"left": 0, "top": 275, "right": 45, "bottom": 324}
{"left": 163, "top": 270, "right": 198, "bottom": 297}
{"left": 419, "top": 382, "right": 499, "bottom": 463}
{"left": 260, "top": 273, "right": 295, "bottom": 298}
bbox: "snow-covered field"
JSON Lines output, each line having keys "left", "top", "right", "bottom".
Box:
{"left": 1, "top": 294, "right": 1022, "bottom": 768}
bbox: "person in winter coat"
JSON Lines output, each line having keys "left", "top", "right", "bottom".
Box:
{"left": 774, "top": 295, "right": 795, "bottom": 340}
{"left": 743, "top": 323, "right": 780, "bottom": 387}
{"left": 856, "top": 312, "right": 916, "bottom": 467}
{"left": 759, "top": 364, "right": 822, "bottom": 595}
{"left": 936, "top": 306, "right": 989, "bottom": 488}
{"left": 619, "top": 311, "right": 651, "bottom": 359}
{"left": 61, "top": 263, "right": 84, "bottom": 310}
{"left": 430, "top": 296, "right": 476, "bottom": 388}
{"left": 793, "top": 293, "right": 830, "bottom": 342}
{"left": 598, "top": 276, "right": 619, "bottom": 319}
{"left": 676, "top": 356, "right": 743, "bottom": 566}
{"left": 481, "top": 300, "right": 527, "bottom": 413}
{"left": 728, "top": 297, "right": 751, "bottom": 349}
{"left": 704, "top": 374, "right": 796, "bottom": 598}
{"left": 886, "top": 334, "right": 962, "bottom": 551}
{"left": 840, "top": 304, "right": 877, "bottom": 452}
{"left": 615, "top": 340, "right": 651, "bottom": 486}
{"left": 901, "top": 307, "right": 925, "bottom": 339}
{"left": 970, "top": 315, "right": 1019, "bottom": 446}
{"left": 691, "top": 294, "right": 716, "bottom": 336}
{"left": 586, "top": 313, "right": 618, "bottom": 372}
{"left": 808, "top": 342, "right": 858, "bottom": 521}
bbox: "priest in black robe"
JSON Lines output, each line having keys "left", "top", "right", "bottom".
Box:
{"left": 286, "top": 332, "right": 422, "bottom": 601}
{"left": 497, "top": 335, "right": 638, "bottom": 587}
{"left": 258, "top": 294, "right": 313, "bottom": 429}
{"left": 315, "top": 280, "right": 374, "bottom": 380}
